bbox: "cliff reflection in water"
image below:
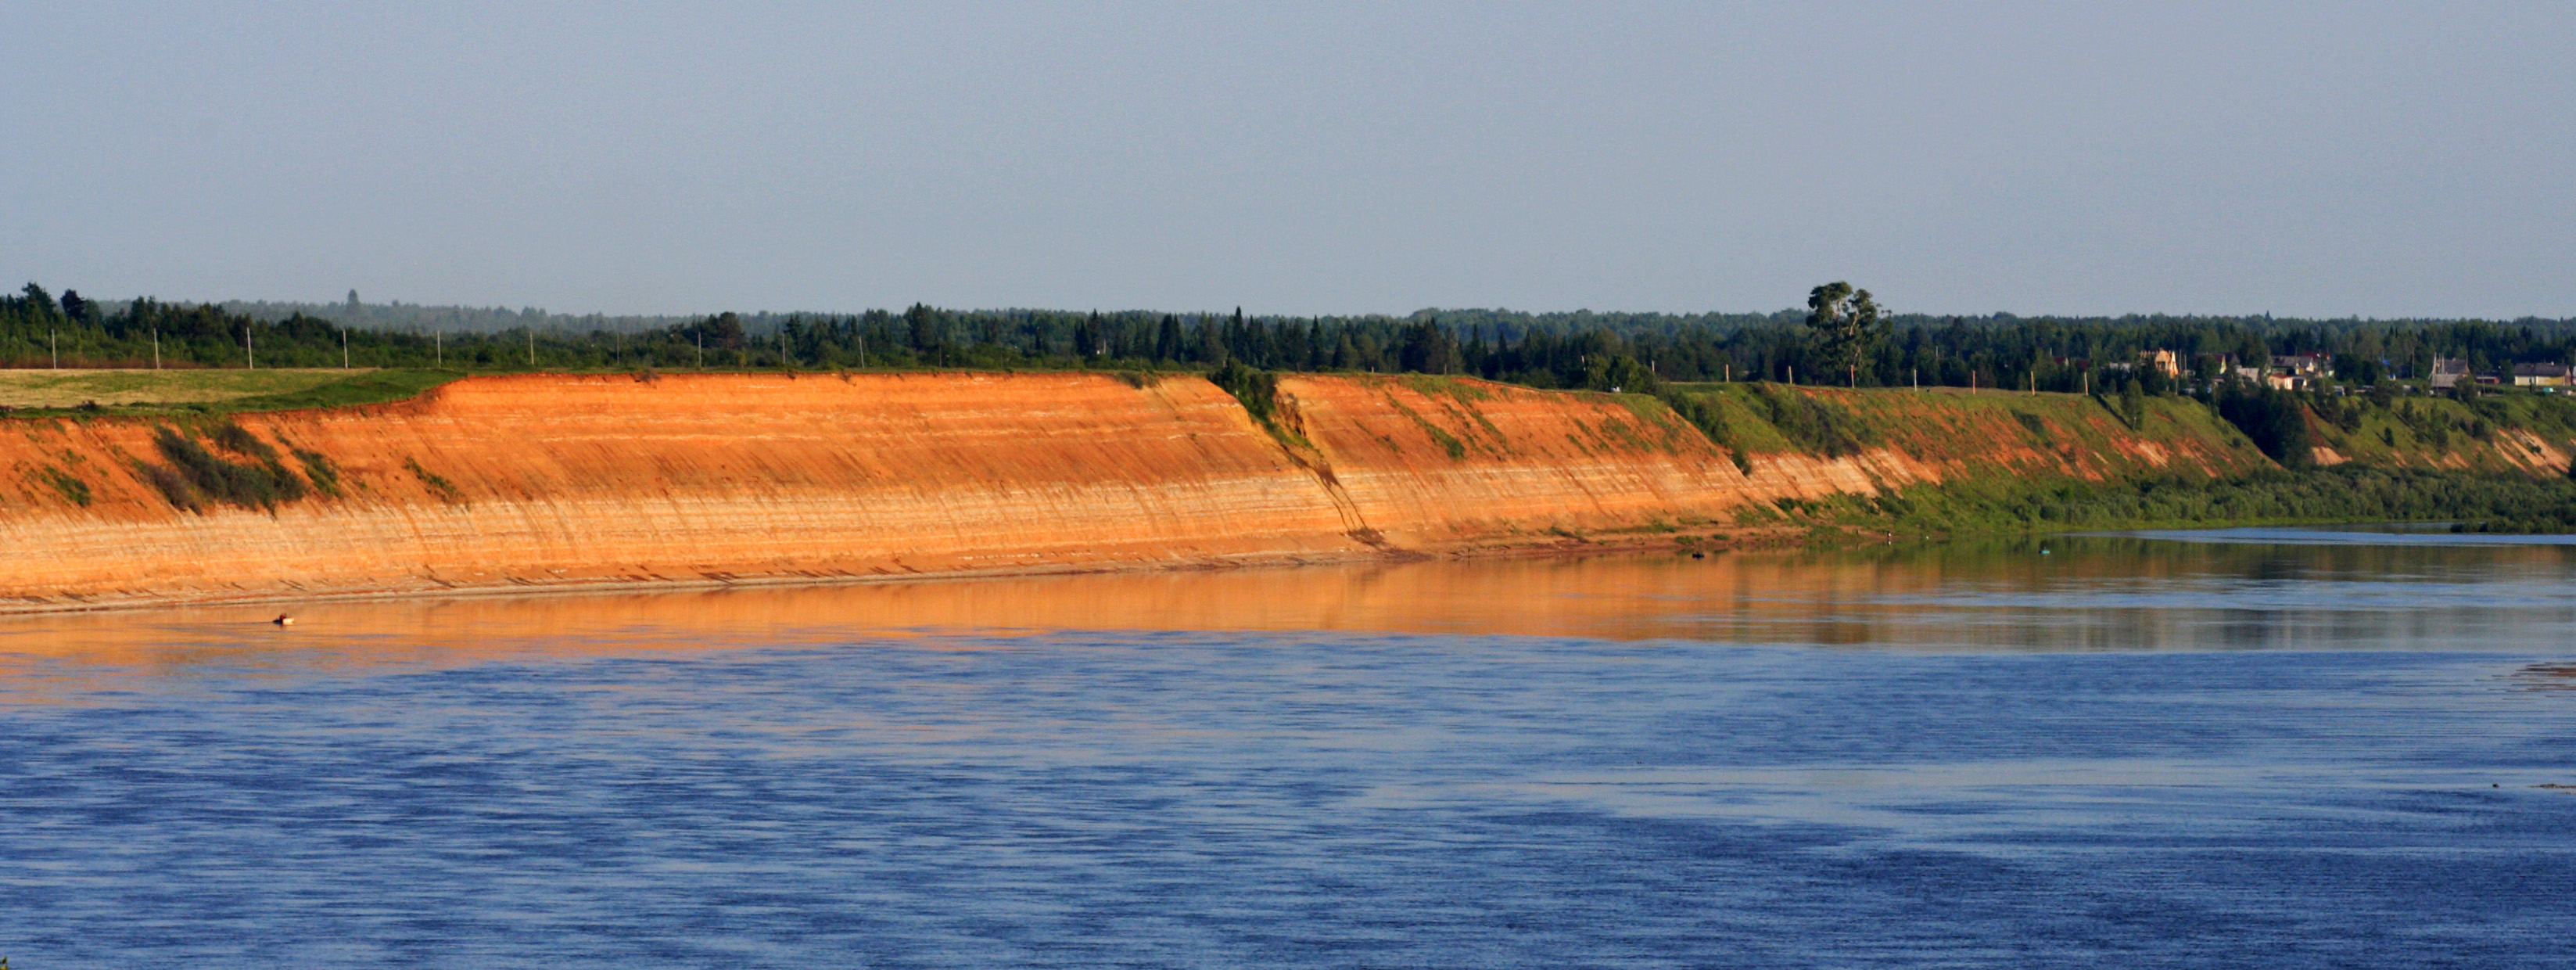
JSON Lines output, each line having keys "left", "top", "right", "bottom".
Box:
{"left": 7, "top": 530, "right": 2576, "bottom": 967}
{"left": 8, "top": 532, "right": 2576, "bottom": 682}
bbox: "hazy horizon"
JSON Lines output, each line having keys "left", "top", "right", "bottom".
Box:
{"left": 7, "top": 2, "right": 2571, "bottom": 319}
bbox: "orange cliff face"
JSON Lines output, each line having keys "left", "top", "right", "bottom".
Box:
{"left": 1748, "top": 386, "right": 2267, "bottom": 491}
{"left": 1259, "top": 376, "right": 2226, "bottom": 548}
{"left": 0, "top": 371, "right": 2264, "bottom": 610}
{"left": 0, "top": 372, "right": 1367, "bottom": 608}
{"left": 1269, "top": 375, "right": 1760, "bottom": 545}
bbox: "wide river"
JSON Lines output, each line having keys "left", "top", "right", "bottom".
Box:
{"left": 4, "top": 530, "right": 2574, "bottom": 966}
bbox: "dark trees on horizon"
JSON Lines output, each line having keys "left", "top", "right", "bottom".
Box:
{"left": 8, "top": 281, "right": 2576, "bottom": 401}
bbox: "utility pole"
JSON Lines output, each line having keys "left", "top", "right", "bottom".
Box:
{"left": 527, "top": 329, "right": 535, "bottom": 368}
{"left": 696, "top": 332, "right": 704, "bottom": 370}
{"left": 152, "top": 328, "right": 160, "bottom": 370}
{"left": 342, "top": 327, "right": 350, "bottom": 368}
{"left": 246, "top": 325, "right": 255, "bottom": 370}
{"left": 50, "top": 329, "right": 57, "bottom": 369}
{"left": 435, "top": 330, "right": 443, "bottom": 368}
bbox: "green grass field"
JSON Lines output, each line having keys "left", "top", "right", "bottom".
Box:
{"left": 0, "top": 368, "right": 461, "bottom": 416}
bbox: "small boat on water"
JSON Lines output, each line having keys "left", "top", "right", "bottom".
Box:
{"left": 271, "top": 614, "right": 296, "bottom": 627}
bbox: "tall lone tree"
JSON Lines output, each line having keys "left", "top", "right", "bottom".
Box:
{"left": 1805, "top": 282, "right": 1885, "bottom": 387}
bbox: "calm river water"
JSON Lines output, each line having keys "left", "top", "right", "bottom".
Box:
{"left": 4, "top": 530, "right": 2575, "bottom": 966}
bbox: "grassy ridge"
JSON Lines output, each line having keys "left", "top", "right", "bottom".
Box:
{"left": 0, "top": 368, "right": 358, "bottom": 408}
{"left": 2300, "top": 389, "right": 2576, "bottom": 472}
{"left": 0, "top": 368, "right": 461, "bottom": 418}
{"left": 217, "top": 369, "right": 462, "bottom": 413}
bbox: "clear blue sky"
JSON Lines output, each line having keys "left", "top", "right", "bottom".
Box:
{"left": 4, "top": 2, "right": 2569, "bottom": 318}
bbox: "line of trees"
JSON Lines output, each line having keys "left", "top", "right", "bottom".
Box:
{"left": 10, "top": 282, "right": 2576, "bottom": 397}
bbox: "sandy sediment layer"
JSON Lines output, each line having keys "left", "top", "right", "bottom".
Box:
{"left": 0, "top": 372, "right": 1366, "bottom": 609}
{"left": 1266, "top": 376, "right": 2088, "bottom": 548}
{"left": 1, "top": 371, "right": 2253, "bottom": 611}
{"left": 1272, "top": 375, "right": 1753, "bottom": 545}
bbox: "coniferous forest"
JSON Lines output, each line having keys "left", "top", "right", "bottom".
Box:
{"left": 9, "top": 282, "right": 2576, "bottom": 397}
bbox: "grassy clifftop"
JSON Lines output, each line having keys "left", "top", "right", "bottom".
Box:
{"left": 0, "top": 368, "right": 462, "bottom": 418}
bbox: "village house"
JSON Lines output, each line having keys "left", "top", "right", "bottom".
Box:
{"left": 2429, "top": 357, "right": 2473, "bottom": 389}
{"left": 2253, "top": 354, "right": 2325, "bottom": 390}
{"left": 2512, "top": 362, "right": 2572, "bottom": 387}
{"left": 2139, "top": 349, "right": 2180, "bottom": 378}
{"left": 2271, "top": 354, "right": 2328, "bottom": 376}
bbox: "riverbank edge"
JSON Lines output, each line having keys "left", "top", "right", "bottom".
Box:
{"left": 8, "top": 370, "right": 2567, "bottom": 615}
{"left": 3, "top": 508, "right": 2498, "bottom": 618}
{"left": 0, "top": 527, "right": 1807, "bottom": 616}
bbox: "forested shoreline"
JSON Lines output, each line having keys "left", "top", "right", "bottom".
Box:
{"left": 9, "top": 283, "right": 2574, "bottom": 396}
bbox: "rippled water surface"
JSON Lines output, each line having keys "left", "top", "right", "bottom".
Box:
{"left": 5, "top": 534, "right": 2576, "bottom": 966}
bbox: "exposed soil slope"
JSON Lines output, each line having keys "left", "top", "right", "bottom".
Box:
{"left": 0, "top": 371, "right": 2476, "bottom": 610}
{"left": 0, "top": 372, "right": 1364, "bottom": 608}
{"left": 1268, "top": 377, "right": 2272, "bottom": 548}
{"left": 2296, "top": 393, "right": 2576, "bottom": 475}
{"left": 1269, "top": 375, "right": 1752, "bottom": 545}
{"left": 1681, "top": 383, "right": 2272, "bottom": 482}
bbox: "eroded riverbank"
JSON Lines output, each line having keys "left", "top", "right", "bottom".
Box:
{"left": 0, "top": 369, "right": 2418, "bottom": 612}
